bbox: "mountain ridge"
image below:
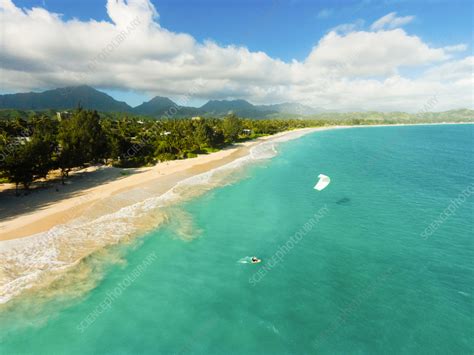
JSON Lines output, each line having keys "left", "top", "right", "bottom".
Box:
{"left": 0, "top": 85, "right": 132, "bottom": 113}
{"left": 0, "top": 86, "right": 319, "bottom": 118}
{"left": 0, "top": 86, "right": 472, "bottom": 121}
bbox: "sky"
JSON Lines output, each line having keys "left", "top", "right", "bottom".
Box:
{"left": 0, "top": 0, "right": 473, "bottom": 111}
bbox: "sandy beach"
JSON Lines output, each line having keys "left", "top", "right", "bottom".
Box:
{"left": 0, "top": 123, "right": 470, "bottom": 305}
{"left": 0, "top": 127, "right": 325, "bottom": 242}
{"left": 0, "top": 127, "right": 333, "bottom": 304}
{"left": 2, "top": 122, "right": 471, "bottom": 242}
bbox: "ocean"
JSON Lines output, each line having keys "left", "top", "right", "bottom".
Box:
{"left": 1, "top": 124, "right": 473, "bottom": 354}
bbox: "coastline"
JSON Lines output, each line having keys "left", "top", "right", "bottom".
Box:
{"left": 0, "top": 122, "right": 471, "bottom": 305}
{"left": 0, "top": 127, "right": 319, "bottom": 242}
{"left": 1, "top": 122, "right": 472, "bottom": 242}
{"left": 0, "top": 126, "right": 327, "bottom": 304}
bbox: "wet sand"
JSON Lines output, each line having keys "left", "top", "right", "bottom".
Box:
{"left": 0, "top": 128, "right": 320, "bottom": 241}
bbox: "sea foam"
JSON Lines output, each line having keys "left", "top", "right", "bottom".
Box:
{"left": 0, "top": 130, "right": 314, "bottom": 304}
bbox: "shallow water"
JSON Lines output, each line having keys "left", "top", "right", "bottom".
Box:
{"left": 1, "top": 125, "right": 473, "bottom": 354}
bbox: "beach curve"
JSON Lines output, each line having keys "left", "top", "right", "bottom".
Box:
{"left": 0, "top": 127, "right": 328, "bottom": 304}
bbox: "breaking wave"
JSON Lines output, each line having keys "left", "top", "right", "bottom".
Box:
{"left": 0, "top": 129, "right": 315, "bottom": 305}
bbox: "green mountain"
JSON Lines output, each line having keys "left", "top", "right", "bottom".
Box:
{"left": 0, "top": 86, "right": 472, "bottom": 122}
{"left": 0, "top": 85, "right": 132, "bottom": 112}
{"left": 305, "top": 109, "right": 474, "bottom": 122}
{"left": 256, "top": 102, "right": 323, "bottom": 115}
{"left": 133, "top": 96, "right": 203, "bottom": 117}
{"left": 133, "top": 96, "right": 179, "bottom": 116}
{"left": 199, "top": 99, "right": 277, "bottom": 118}
{"left": 0, "top": 86, "right": 322, "bottom": 118}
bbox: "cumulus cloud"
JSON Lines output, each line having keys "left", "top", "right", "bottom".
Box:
{"left": 329, "top": 19, "right": 365, "bottom": 34}
{"left": 306, "top": 29, "right": 447, "bottom": 77}
{"left": 424, "top": 56, "right": 474, "bottom": 82}
{"left": 443, "top": 44, "right": 468, "bottom": 53}
{"left": 0, "top": 0, "right": 472, "bottom": 111}
{"left": 371, "top": 12, "right": 415, "bottom": 31}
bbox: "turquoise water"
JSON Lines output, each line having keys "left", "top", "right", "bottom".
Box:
{"left": 1, "top": 124, "right": 473, "bottom": 354}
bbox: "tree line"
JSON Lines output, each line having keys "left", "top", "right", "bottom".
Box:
{"left": 0, "top": 109, "right": 332, "bottom": 193}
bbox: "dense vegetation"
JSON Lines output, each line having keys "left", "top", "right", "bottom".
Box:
{"left": 1, "top": 107, "right": 472, "bottom": 194}
{"left": 0, "top": 109, "right": 320, "bottom": 193}
{"left": 1, "top": 107, "right": 473, "bottom": 122}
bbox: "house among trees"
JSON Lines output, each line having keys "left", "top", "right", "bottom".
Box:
{"left": 56, "top": 111, "right": 72, "bottom": 121}
{"left": 14, "top": 136, "right": 31, "bottom": 145}
{"left": 0, "top": 107, "right": 320, "bottom": 194}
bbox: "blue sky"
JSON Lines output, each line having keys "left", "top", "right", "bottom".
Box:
{"left": 2, "top": 0, "right": 473, "bottom": 111}
{"left": 15, "top": 0, "right": 473, "bottom": 62}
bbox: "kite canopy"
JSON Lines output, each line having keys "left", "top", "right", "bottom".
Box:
{"left": 314, "top": 174, "right": 330, "bottom": 191}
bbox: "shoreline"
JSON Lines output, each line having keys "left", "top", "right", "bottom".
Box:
{"left": 0, "top": 122, "right": 471, "bottom": 305}
{"left": 0, "top": 122, "right": 471, "bottom": 243}
{"left": 0, "top": 127, "right": 320, "bottom": 242}
{"left": 0, "top": 126, "right": 326, "bottom": 305}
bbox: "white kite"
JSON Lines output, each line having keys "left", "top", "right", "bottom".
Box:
{"left": 314, "top": 174, "right": 330, "bottom": 191}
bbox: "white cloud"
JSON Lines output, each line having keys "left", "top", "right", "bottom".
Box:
{"left": 371, "top": 12, "right": 415, "bottom": 31}
{"left": 443, "top": 44, "right": 468, "bottom": 53}
{"left": 306, "top": 29, "right": 447, "bottom": 77}
{"left": 0, "top": 0, "right": 472, "bottom": 111}
{"left": 329, "top": 19, "right": 365, "bottom": 34}
{"left": 424, "top": 56, "right": 474, "bottom": 82}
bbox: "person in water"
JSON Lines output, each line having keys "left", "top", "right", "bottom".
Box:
{"left": 251, "top": 257, "right": 260, "bottom": 263}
